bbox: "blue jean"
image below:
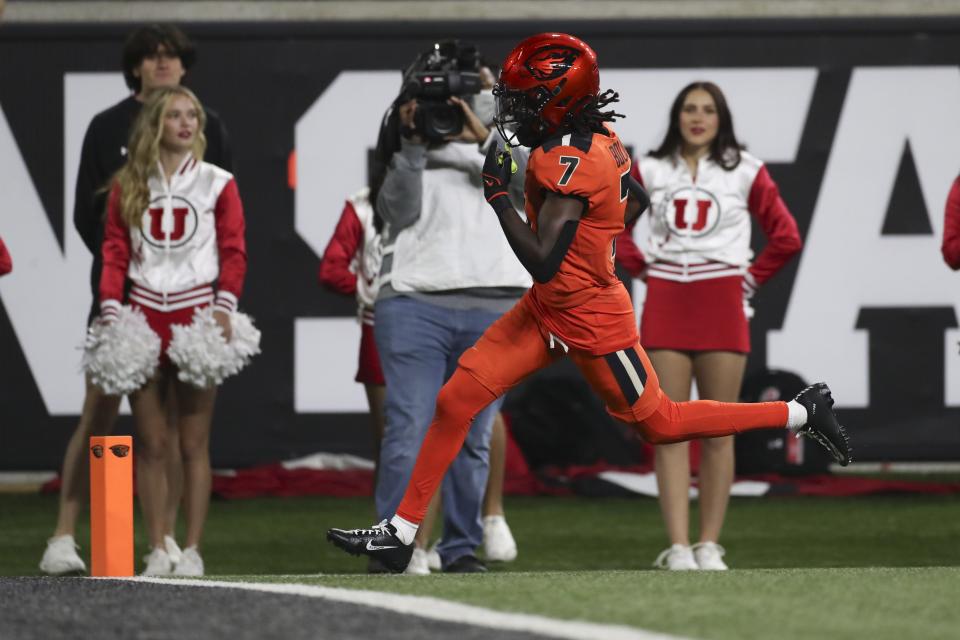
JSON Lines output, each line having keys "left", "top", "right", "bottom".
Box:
{"left": 374, "top": 295, "right": 504, "bottom": 566}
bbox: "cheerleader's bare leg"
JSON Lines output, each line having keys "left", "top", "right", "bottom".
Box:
{"left": 649, "top": 349, "right": 695, "bottom": 548}
{"left": 175, "top": 379, "right": 217, "bottom": 550}
{"left": 130, "top": 372, "right": 173, "bottom": 550}
{"left": 691, "top": 351, "right": 747, "bottom": 545}
{"left": 164, "top": 379, "right": 183, "bottom": 539}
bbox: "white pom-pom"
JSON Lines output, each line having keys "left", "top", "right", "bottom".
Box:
{"left": 167, "top": 306, "right": 261, "bottom": 389}
{"left": 81, "top": 306, "right": 161, "bottom": 395}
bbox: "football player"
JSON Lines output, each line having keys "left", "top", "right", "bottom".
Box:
{"left": 327, "top": 33, "right": 851, "bottom": 573}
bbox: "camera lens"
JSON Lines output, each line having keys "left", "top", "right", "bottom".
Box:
{"left": 414, "top": 103, "right": 464, "bottom": 141}
{"left": 428, "top": 106, "right": 461, "bottom": 137}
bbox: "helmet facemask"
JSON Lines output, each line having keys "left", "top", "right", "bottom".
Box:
{"left": 493, "top": 82, "right": 552, "bottom": 148}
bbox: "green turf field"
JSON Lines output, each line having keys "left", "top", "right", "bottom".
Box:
{"left": 3, "top": 493, "right": 959, "bottom": 639}
{"left": 240, "top": 567, "right": 960, "bottom": 640}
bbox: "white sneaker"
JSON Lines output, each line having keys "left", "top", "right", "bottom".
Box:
{"left": 164, "top": 535, "right": 182, "bottom": 565}
{"left": 653, "top": 544, "right": 699, "bottom": 570}
{"left": 482, "top": 515, "right": 518, "bottom": 562}
{"left": 172, "top": 546, "right": 204, "bottom": 577}
{"left": 404, "top": 547, "right": 430, "bottom": 575}
{"left": 426, "top": 541, "right": 442, "bottom": 572}
{"left": 693, "top": 541, "right": 729, "bottom": 570}
{"left": 141, "top": 547, "right": 173, "bottom": 576}
{"left": 39, "top": 535, "right": 86, "bottom": 575}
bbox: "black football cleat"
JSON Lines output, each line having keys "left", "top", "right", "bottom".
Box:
{"left": 326, "top": 520, "right": 413, "bottom": 573}
{"left": 793, "top": 382, "right": 852, "bottom": 466}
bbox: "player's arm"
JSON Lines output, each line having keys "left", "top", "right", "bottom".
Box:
{"left": 482, "top": 145, "right": 582, "bottom": 283}
{"left": 624, "top": 169, "right": 649, "bottom": 227}
{"left": 498, "top": 192, "right": 582, "bottom": 284}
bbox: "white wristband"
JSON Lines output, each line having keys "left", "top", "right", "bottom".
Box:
{"left": 214, "top": 290, "right": 238, "bottom": 313}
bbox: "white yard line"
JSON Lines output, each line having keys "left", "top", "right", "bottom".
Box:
{"left": 118, "top": 576, "right": 694, "bottom": 640}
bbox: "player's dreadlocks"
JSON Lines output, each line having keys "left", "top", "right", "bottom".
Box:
{"left": 567, "top": 89, "right": 625, "bottom": 137}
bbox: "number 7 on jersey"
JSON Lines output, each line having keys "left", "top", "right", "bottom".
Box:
{"left": 558, "top": 156, "right": 580, "bottom": 186}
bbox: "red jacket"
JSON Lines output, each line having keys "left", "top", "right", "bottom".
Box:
{"left": 318, "top": 201, "right": 362, "bottom": 296}
{"left": 943, "top": 175, "right": 960, "bottom": 270}
{"left": 617, "top": 156, "right": 801, "bottom": 287}
{"left": 0, "top": 236, "right": 11, "bottom": 276}
{"left": 100, "top": 156, "right": 246, "bottom": 314}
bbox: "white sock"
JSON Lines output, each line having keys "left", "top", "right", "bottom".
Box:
{"left": 785, "top": 400, "right": 808, "bottom": 432}
{"left": 390, "top": 515, "right": 419, "bottom": 545}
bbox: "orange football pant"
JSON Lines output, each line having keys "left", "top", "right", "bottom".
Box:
{"left": 395, "top": 296, "right": 787, "bottom": 524}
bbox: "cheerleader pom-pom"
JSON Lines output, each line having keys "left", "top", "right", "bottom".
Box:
{"left": 228, "top": 310, "right": 262, "bottom": 369}
{"left": 81, "top": 306, "right": 161, "bottom": 395}
{"left": 168, "top": 306, "right": 261, "bottom": 389}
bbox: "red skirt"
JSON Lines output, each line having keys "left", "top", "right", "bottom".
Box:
{"left": 356, "top": 322, "right": 385, "bottom": 385}
{"left": 132, "top": 302, "right": 204, "bottom": 367}
{"left": 640, "top": 275, "right": 750, "bottom": 353}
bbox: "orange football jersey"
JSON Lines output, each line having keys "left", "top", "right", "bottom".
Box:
{"left": 523, "top": 126, "right": 639, "bottom": 354}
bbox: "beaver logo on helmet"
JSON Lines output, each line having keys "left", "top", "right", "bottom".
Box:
{"left": 494, "top": 33, "right": 620, "bottom": 148}
{"left": 525, "top": 46, "right": 580, "bottom": 81}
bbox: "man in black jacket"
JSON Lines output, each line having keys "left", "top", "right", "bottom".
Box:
{"left": 41, "top": 24, "right": 232, "bottom": 576}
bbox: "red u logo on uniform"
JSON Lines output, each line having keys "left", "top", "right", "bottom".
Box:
{"left": 148, "top": 207, "right": 190, "bottom": 242}
{"left": 673, "top": 198, "right": 711, "bottom": 231}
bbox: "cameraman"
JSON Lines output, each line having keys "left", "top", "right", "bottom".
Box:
{"left": 374, "top": 48, "right": 531, "bottom": 573}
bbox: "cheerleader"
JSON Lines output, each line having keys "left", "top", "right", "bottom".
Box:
{"left": 98, "top": 85, "right": 248, "bottom": 576}
{"left": 318, "top": 187, "right": 386, "bottom": 466}
{"left": 618, "top": 81, "right": 802, "bottom": 570}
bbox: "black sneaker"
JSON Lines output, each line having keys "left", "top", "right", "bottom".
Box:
{"left": 326, "top": 520, "right": 413, "bottom": 574}
{"left": 793, "top": 382, "right": 852, "bottom": 466}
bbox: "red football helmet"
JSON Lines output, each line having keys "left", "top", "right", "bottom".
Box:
{"left": 494, "top": 33, "right": 600, "bottom": 146}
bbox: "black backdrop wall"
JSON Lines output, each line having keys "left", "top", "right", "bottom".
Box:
{"left": 1, "top": 19, "right": 959, "bottom": 470}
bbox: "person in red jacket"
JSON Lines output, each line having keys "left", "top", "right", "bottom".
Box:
{"left": 99, "top": 86, "right": 247, "bottom": 576}
{"left": 0, "top": 236, "right": 11, "bottom": 276}
{"left": 41, "top": 25, "right": 232, "bottom": 577}
{"left": 942, "top": 175, "right": 960, "bottom": 270}
{"left": 618, "top": 81, "right": 802, "bottom": 571}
